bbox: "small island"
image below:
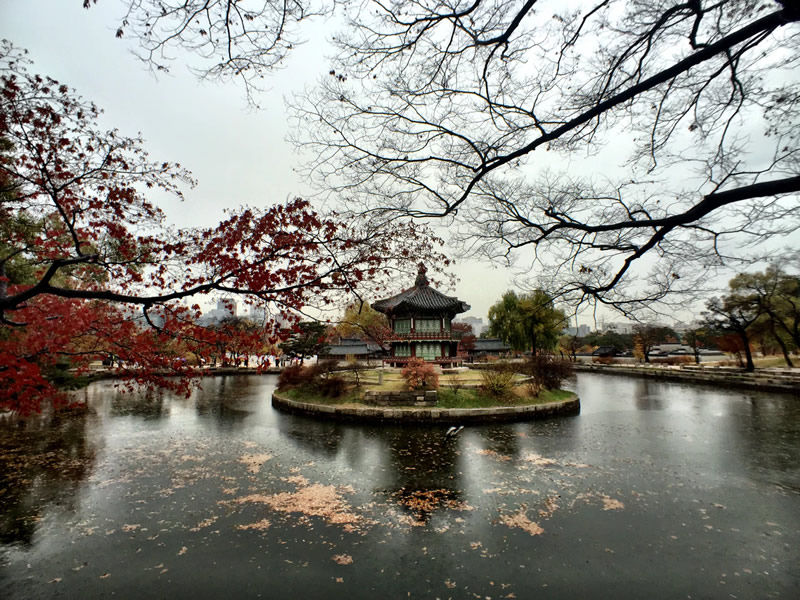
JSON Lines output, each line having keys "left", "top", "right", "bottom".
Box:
{"left": 273, "top": 264, "right": 578, "bottom": 423}
{"left": 272, "top": 365, "right": 579, "bottom": 423}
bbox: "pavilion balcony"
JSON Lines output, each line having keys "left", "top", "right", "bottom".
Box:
{"left": 383, "top": 356, "right": 462, "bottom": 366}
{"left": 389, "top": 331, "right": 454, "bottom": 341}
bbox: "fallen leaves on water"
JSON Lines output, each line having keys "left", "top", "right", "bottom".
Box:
{"left": 521, "top": 452, "right": 555, "bottom": 466}
{"left": 475, "top": 449, "right": 511, "bottom": 461}
{"left": 601, "top": 495, "right": 625, "bottom": 511}
{"left": 538, "top": 495, "right": 559, "bottom": 518}
{"left": 332, "top": 554, "right": 353, "bottom": 565}
{"left": 392, "top": 488, "right": 472, "bottom": 523}
{"left": 285, "top": 474, "right": 309, "bottom": 486}
{"left": 500, "top": 506, "right": 544, "bottom": 536}
{"left": 233, "top": 479, "right": 367, "bottom": 531}
{"left": 190, "top": 516, "right": 218, "bottom": 531}
{"left": 236, "top": 518, "right": 271, "bottom": 531}
{"left": 239, "top": 453, "right": 273, "bottom": 474}
{"left": 570, "top": 492, "right": 625, "bottom": 511}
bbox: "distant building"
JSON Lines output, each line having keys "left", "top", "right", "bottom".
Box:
{"left": 603, "top": 321, "right": 636, "bottom": 335}
{"left": 249, "top": 304, "right": 268, "bottom": 324}
{"left": 592, "top": 346, "right": 623, "bottom": 357}
{"left": 318, "top": 338, "right": 384, "bottom": 362}
{"left": 468, "top": 338, "right": 512, "bottom": 359}
{"left": 671, "top": 321, "right": 700, "bottom": 335}
{"left": 565, "top": 324, "right": 591, "bottom": 337}
{"left": 455, "top": 316, "right": 488, "bottom": 336}
{"left": 198, "top": 298, "right": 238, "bottom": 325}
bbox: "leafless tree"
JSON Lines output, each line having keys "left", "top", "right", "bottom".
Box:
{"left": 85, "top": 0, "right": 335, "bottom": 106}
{"left": 287, "top": 0, "right": 800, "bottom": 314}
{"left": 88, "top": 1, "right": 800, "bottom": 314}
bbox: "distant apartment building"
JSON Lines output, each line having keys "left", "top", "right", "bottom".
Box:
{"left": 603, "top": 321, "right": 636, "bottom": 335}
{"left": 249, "top": 304, "right": 268, "bottom": 324}
{"left": 198, "top": 298, "right": 238, "bottom": 325}
{"left": 455, "top": 316, "right": 488, "bottom": 336}
{"left": 565, "top": 324, "right": 591, "bottom": 337}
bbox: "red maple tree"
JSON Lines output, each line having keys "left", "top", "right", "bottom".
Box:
{"left": 0, "top": 43, "right": 448, "bottom": 413}
{"left": 451, "top": 322, "right": 476, "bottom": 355}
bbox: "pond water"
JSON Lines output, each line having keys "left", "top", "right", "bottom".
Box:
{"left": 1, "top": 373, "right": 798, "bottom": 599}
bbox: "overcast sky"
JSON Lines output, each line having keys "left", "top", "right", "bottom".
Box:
{"left": 7, "top": 1, "right": 782, "bottom": 329}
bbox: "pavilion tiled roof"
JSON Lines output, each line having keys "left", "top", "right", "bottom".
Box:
{"left": 373, "top": 263, "right": 470, "bottom": 316}
{"left": 471, "top": 338, "right": 510, "bottom": 352}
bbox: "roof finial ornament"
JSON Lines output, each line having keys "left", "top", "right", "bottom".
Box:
{"left": 415, "top": 262, "right": 429, "bottom": 287}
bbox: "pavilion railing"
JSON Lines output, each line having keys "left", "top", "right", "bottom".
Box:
{"left": 389, "top": 332, "right": 455, "bottom": 340}
{"left": 384, "top": 356, "right": 463, "bottom": 365}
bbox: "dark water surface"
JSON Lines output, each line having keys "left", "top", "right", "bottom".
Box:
{"left": 1, "top": 373, "right": 798, "bottom": 599}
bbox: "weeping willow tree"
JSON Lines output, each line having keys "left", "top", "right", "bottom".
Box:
{"left": 488, "top": 290, "right": 567, "bottom": 355}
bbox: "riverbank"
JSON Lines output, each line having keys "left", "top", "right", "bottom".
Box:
{"left": 271, "top": 390, "right": 580, "bottom": 423}
{"left": 574, "top": 363, "right": 800, "bottom": 394}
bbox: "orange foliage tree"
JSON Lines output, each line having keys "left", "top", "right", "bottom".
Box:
{"left": 0, "top": 44, "right": 448, "bottom": 413}
{"left": 401, "top": 358, "right": 439, "bottom": 391}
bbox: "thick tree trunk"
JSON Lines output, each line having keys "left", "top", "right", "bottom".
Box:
{"left": 771, "top": 323, "right": 794, "bottom": 367}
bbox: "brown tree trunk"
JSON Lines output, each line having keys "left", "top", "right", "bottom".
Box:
{"left": 771, "top": 322, "right": 794, "bottom": 367}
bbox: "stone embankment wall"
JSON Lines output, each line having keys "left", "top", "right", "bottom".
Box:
{"left": 271, "top": 392, "right": 580, "bottom": 423}
{"left": 574, "top": 364, "right": 799, "bottom": 395}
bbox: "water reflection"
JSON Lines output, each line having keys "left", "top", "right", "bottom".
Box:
{"left": 0, "top": 408, "right": 99, "bottom": 547}
{"left": 1, "top": 373, "right": 799, "bottom": 600}
{"left": 736, "top": 395, "right": 800, "bottom": 491}
{"left": 276, "top": 414, "right": 348, "bottom": 457}
{"left": 633, "top": 379, "right": 665, "bottom": 411}
{"left": 110, "top": 390, "right": 167, "bottom": 419}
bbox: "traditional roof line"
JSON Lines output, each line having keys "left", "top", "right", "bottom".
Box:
{"left": 373, "top": 263, "right": 470, "bottom": 316}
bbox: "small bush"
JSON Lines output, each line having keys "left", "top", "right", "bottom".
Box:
{"left": 277, "top": 364, "right": 303, "bottom": 387}
{"left": 445, "top": 373, "right": 464, "bottom": 394}
{"left": 526, "top": 354, "right": 573, "bottom": 391}
{"left": 317, "top": 375, "right": 348, "bottom": 398}
{"left": 401, "top": 358, "right": 439, "bottom": 390}
{"left": 316, "top": 359, "right": 340, "bottom": 376}
{"left": 480, "top": 363, "right": 516, "bottom": 398}
{"left": 277, "top": 364, "right": 320, "bottom": 388}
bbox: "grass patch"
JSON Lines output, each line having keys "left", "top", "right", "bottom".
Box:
{"left": 752, "top": 356, "right": 797, "bottom": 369}
{"left": 280, "top": 385, "right": 362, "bottom": 405}
{"left": 436, "top": 387, "right": 572, "bottom": 409}
{"left": 278, "top": 380, "right": 574, "bottom": 410}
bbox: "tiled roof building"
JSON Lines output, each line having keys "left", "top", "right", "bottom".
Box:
{"left": 373, "top": 263, "right": 470, "bottom": 367}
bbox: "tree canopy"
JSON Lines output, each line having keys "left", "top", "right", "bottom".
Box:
{"left": 335, "top": 301, "right": 391, "bottom": 351}
{"left": 280, "top": 321, "right": 330, "bottom": 363}
{"left": 289, "top": 0, "right": 799, "bottom": 313}
{"left": 0, "top": 44, "right": 447, "bottom": 412}
{"left": 488, "top": 289, "right": 567, "bottom": 354}
{"left": 75, "top": 1, "right": 800, "bottom": 315}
